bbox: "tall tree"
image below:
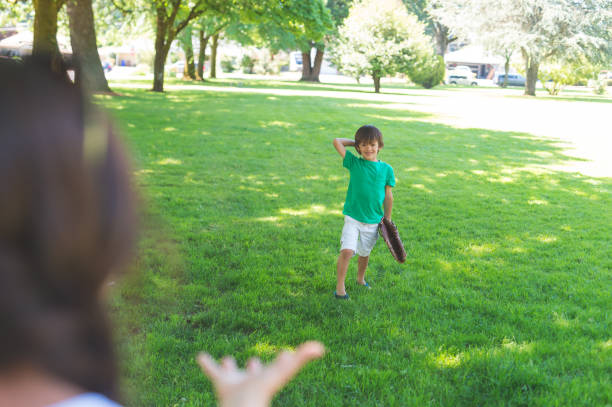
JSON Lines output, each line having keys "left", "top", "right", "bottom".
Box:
{"left": 209, "top": 32, "right": 218, "bottom": 78}
{"left": 192, "top": 13, "right": 231, "bottom": 80}
{"left": 403, "top": 0, "right": 456, "bottom": 56}
{"left": 242, "top": 0, "right": 333, "bottom": 82}
{"left": 290, "top": 0, "right": 333, "bottom": 82}
{"left": 196, "top": 29, "right": 208, "bottom": 79}
{"left": 331, "top": 0, "right": 432, "bottom": 92}
{"left": 300, "top": 0, "right": 350, "bottom": 82}
{"left": 432, "top": 0, "right": 612, "bottom": 96}
{"left": 177, "top": 25, "right": 196, "bottom": 79}
{"left": 32, "top": 0, "right": 67, "bottom": 75}
{"left": 66, "top": 0, "right": 111, "bottom": 92}
{"left": 150, "top": 0, "right": 208, "bottom": 92}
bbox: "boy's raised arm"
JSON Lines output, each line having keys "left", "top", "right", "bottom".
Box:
{"left": 333, "top": 138, "right": 355, "bottom": 158}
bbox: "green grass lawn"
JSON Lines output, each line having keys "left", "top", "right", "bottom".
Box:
{"left": 97, "top": 79, "right": 611, "bottom": 406}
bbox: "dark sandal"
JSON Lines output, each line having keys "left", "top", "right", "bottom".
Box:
{"left": 334, "top": 291, "right": 349, "bottom": 300}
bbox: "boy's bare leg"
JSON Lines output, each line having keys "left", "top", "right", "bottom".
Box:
{"left": 336, "top": 249, "right": 353, "bottom": 295}
{"left": 357, "top": 255, "right": 369, "bottom": 285}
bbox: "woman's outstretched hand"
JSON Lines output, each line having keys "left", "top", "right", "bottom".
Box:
{"left": 197, "top": 341, "right": 325, "bottom": 407}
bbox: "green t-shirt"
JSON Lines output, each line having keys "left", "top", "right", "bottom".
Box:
{"left": 342, "top": 150, "right": 395, "bottom": 224}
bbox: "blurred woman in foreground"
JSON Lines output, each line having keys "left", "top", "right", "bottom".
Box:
{"left": 0, "top": 58, "right": 323, "bottom": 407}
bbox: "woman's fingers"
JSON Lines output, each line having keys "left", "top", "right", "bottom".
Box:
{"left": 266, "top": 341, "right": 325, "bottom": 392}
{"left": 197, "top": 353, "right": 221, "bottom": 380}
{"left": 197, "top": 340, "right": 325, "bottom": 398}
{"left": 246, "top": 357, "right": 263, "bottom": 374}
{"left": 221, "top": 356, "right": 238, "bottom": 371}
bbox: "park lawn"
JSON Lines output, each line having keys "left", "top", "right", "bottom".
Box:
{"left": 97, "top": 80, "right": 611, "bottom": 407}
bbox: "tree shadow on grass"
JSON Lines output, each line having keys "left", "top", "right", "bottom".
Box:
{"left": 100, "top": 88, "right": 611, "bottom": 406}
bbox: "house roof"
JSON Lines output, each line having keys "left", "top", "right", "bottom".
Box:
{"left": 445, "top": 45, "right": 504, "bottom": 65}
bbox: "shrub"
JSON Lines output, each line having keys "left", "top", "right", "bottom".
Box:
{"left": 330, "top": 0, "right": 431, "bottom": 93}
{"left": 221, "top": 57, "right": 236, "bottom": 73}
{"left": 593, "top": 79, "right": 607, "bottom": 95}
{"left": 253, "top": 50, "right": 286, "bottom": 75}
{"left": 240, "top": 55, "right": 256, "bottom": 74}
{"left": 539, "top": 63, "right": 577, "bottom": 95}
{"left": 408, "top": 54, "right": 445, "bottom": 89}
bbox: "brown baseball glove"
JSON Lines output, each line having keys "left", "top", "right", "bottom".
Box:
{"left": 378, "top": 218, "right": 407, "bottom": 263}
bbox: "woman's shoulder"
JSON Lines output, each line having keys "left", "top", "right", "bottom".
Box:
{"left": 48, "top": 393, "right": 123, "bottom": 407}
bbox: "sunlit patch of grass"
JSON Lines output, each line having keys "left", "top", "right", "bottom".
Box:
{"left": 432, "top": 351, "right": 463, "bottom": 368}
{"left": 528, "top": 198, "right": 549, "bottom": 205}
{"left": 535, "top": 235, "right": 558, "bottom": 243}
{"left": 279, "top": 204, "right": 341, "bottom": 217}
{"left": 156, "top": 158, "right": 182, "bottom": 165}
{"left": 466, "top": 243, "right": 496, "bottom": 255}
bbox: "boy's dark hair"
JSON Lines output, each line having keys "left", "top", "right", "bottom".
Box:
{"left": 354, "top": 125, "right": 384, "bottom": 154}
{"left": 0, "top": 57, "right": 136, "bottom": 400}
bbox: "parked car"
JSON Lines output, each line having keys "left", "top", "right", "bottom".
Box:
{"left": 598, "top": 70, "right": 612, "bottom": 86}
{"left": 447, "top": 74, "right": 478, "bottom": 86}
{"left": 450, "top": 65, "right": 474, "bottom": 74}
{"left": 497, "top": 74, "right": 526, "bottom": 87}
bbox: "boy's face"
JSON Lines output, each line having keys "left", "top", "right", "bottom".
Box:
{"left": 357, "top": 140, "right": 379, "bottom": 161}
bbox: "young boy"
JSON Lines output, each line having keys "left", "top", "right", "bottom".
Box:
{"left": 332, "top": 125, "right": 395, "bottom": 300}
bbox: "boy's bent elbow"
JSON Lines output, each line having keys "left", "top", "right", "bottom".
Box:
{"left": 333, "top": 138, "right": 346, "bottom": 157}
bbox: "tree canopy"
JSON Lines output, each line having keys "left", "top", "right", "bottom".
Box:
{"left": 331, "top": 0, "right": 432, "bottom": 92}
{"left": 431, "top": 0, "right": 612, "bottom": 95}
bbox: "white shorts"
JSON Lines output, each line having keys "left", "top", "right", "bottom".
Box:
{"left": 340, "top": 215, "right": 379, "bottom": 257}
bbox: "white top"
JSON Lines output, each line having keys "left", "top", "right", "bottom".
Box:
{"left": 47, "top": 393, "right": 122, "bottom": 407}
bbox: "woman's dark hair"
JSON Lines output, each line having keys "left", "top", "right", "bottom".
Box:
{"left": 354, "top": 125, "right": 384, "bottom": 154}
{"left": 0, "top": 58, "right": 136, "bottom": 400}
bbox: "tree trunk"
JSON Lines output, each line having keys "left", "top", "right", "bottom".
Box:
{"left": 66, "top": 0, "right": 110, "bottom": 93}
{"left": 151, "top": 2, "right": 204, "bottom": 92}
{"left": 32, "top": 0, "right": 66, "bottom": 77}
{"left": 522, "top": 50, "right": 538, "bottom": 96}
{"left": 433, "top": 23, "right": 455, "bottom": 57}
{"left": 308, "top": 46, "right": 324, "bottom": 82}
{"left": 434, "top": 26, "right": 447, "bottom": 56}
{"left": 503, "top": 58, "right": 510, "bottom": 88}
{"left": 197, "top": 30, "right": 209, "bottom": 80}
{"left": 300, "top": 50, "right": 312, "bottom": 81}
{"left": 179, "top": 27, "right": 195, "bottom": 80}
{"left": 373, "top": 74, "right": 381, "bottom": 93}
{"left": 152, "top": 46, "right": 170, "bottom": 92}
{"left": 210, "top": 34, "right": 218, "bottom": 79}
{"left": 184, "top": 45, "right": 195, "bottom": 80}
{"left": 152, "top": 13, "right": 166, "bottom": 92}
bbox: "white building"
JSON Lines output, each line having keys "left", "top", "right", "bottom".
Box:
{"left": 444, "top": 45, "right": 505, "bottom": 79}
